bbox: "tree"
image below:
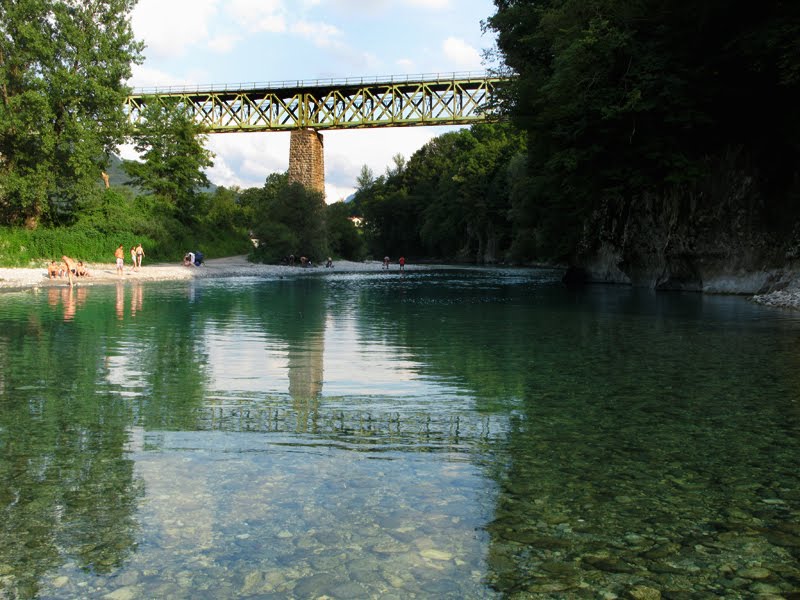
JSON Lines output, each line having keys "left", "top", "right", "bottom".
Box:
{"left": 484, "top": 0, "right": 800, "bottom": 260}
{"left": 250, "top": 173, "right": 329, "bottom": 263}
{"left": 385, "top": 153, "right": 406, "bottom": 178}
{"left": 356, "top": 164, "right": 375, "bottom": 190}
{"left": 326, "top": 200, "right": 366, "bottom": 261}
{"left": 0, "top": 0, "right": 143, "bottom": 227}
{"left": 122, "top": 99, "right": 214, "bottom": 222}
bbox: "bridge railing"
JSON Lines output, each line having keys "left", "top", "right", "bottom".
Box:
{"left": 132, "top": 70, "right": 497, "bottom": 95}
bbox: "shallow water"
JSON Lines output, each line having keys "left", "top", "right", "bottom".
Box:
{"left": 0, "top": 269, "right": 798, "bottom": 598}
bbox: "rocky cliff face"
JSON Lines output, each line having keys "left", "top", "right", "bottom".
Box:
{"left": 574, "top": 151, "right": 800, "bottom": 294}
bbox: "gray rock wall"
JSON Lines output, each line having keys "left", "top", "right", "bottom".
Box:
{"left": 575, "top": 151, "right": 800, "bottom": 294}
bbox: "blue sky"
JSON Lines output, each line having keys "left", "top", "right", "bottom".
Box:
{"left": 125, "top": 0, "right": 499, "bottom": 201}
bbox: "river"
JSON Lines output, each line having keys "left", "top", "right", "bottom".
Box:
{"left": 0, "top": 268, "right": 798, "bottom": 598}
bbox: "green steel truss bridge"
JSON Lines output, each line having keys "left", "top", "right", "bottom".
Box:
{"left": 124, "top": 71, "right": 502, "bottom": 133}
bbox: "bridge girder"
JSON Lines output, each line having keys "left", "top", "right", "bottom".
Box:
{"left": 125, "top": 72, "right": 502, "bottom": 133}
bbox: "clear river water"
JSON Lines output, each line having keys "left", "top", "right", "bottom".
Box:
{"left": 0, "top": 267, "right": 798, "bottom": 599}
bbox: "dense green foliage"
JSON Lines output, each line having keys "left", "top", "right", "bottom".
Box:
{"left": 0, "top": 185, "right": 253, "bottom": 267}
{"left": 0, "top": 0, "right": 143, "bottom": 226}
{"left": 245, "top": 173, "right": 365, "bottom": 264}
{"left": 326, "top": 200, "right": 367, "bottom": 261}
{"left": 351, "top": 123, "right": 527, "bottom": 262}
{"left": 122, "top": 100, "right": 214, "bottom": 222}
{"left": 484, "top": 0, "right": 800, "bottom": 259}
{"left": 0, "top": 1, "right": 255, "bottom": 267}
{"left": 340, "top": 1, "right": 800, "bottom": 266}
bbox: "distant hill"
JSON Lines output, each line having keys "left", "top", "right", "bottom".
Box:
{"left": 104, "top": 153, "right": 217, "bottom": 194}
{"left": 104, "top": 153, "right": 139, "bottom": 191}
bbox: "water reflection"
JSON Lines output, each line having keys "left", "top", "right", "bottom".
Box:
{"left": 46, "top": 286, "right": 88, "bottom": 321}
{"left": 0, "top": 272, "right": 798, "bottom": 598}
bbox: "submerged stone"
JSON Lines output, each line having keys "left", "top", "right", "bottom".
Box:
{"left": 736, "top": 566, "right": 771, "bottom": 580}
{"left": 420, "top": 548, "right": 453, "bottom": 561}
{"left": 627, "top": 585, "right": 661, "bottom": 600}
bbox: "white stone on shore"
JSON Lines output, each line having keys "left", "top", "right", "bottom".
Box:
{"left": 0, "top": 257, "right": 424, "bottom": 290}
{"left": 752, "top": 290, "right": 800, "bottom": 310}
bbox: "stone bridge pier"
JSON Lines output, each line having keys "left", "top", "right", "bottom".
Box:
{"left": 288, "top": 129, "right": 325, "bottom": 198}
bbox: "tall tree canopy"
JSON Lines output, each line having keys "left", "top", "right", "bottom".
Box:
{"left": 0, "top": 0, "right": 143, "bottom": 227}
{"left": 351, "top": 123, "right": 526, "bottom": 262}
{"left": 122, "top": 99, "right": 214, "bottom": 222}
{"left": 485, "top": 0, "right": 800, "bottom": 258}
{"left": 249, "top": 173, "right": 329, "bottom": 264}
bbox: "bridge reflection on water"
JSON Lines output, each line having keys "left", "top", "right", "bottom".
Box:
{"left": 100, "top": 277, "right": 512, "bottom": 454}
{"left": 166, "top": 400, "right": 505, "bottom": 450}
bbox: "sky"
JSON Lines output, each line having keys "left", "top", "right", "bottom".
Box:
{"left": 124, "top": 0, "right": 499, "bottom": 202}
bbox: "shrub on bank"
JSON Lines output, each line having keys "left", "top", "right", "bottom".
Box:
{"left": 0, "top": 226, "right": 154, "bottom": 267}
{"left": 0, "top": 219, "right": 251, "bottom": 268}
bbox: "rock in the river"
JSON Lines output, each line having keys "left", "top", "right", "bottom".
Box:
{"left": 420, "top": 548, "right": 453, "bottom": 561}
{"left": 736, "top": 566, "right": 771, "bottom": 580}
{"left": 627, "top": 585, "right": 661, "bottom": 600}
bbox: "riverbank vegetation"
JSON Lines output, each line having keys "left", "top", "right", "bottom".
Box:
{"left": 1, "top": 1, "right": 797, "bottom": 278}
{"left": 481, "top": 0, "right": 800, "bottom": 282}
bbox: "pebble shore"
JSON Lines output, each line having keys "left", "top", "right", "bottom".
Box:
{"left": 0, "top": 256, "right": 417, "bottom": 291}
{"left": 751, "top": 289, "right": 800, "bottom": 310}
{"left": 3, "top": 257, "right": 800, "bottom": 311}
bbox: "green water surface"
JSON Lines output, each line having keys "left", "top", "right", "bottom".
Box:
{"left": 0, "top": 268, "right": 798, "bottom": 599}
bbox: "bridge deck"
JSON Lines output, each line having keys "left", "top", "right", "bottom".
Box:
{"left": 125, "top": 71, "right": 502, "bottom": 132}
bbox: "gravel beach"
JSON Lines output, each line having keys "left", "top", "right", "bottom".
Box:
{"left": 3, "top": 256, "right": 800, "bottom": 310}
{"left": 0, "top": 255, "right": 416, "bottom": 291}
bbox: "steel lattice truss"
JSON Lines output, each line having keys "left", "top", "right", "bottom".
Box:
{"left": 125, "top": 73, "right": 502, "bottom": 132}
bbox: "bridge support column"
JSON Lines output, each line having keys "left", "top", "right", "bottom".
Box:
{"left": 288, "top": 129, "right": 325, "bottom": 198}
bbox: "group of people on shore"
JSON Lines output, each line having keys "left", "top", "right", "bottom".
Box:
{"left": 50, "top": 243, "right": 146, "bottom": 286}
{"left": 48, "top": 257, "right": 90, "bottom": 285}
{"left": 285, "top": 254, "right": 333, "bottom": 268}
{"left": 115, "top": 243, "right": 145, "bottom": 275}
{"left": 382, "top": 256, "right": 406, "bottom": 271}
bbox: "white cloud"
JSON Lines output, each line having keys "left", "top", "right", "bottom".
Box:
{"left": 407, "top": 0, "right": 450, "bottom": 7}
{"left": 442, "top": 37, "right": 483, "bottom": 70}
{"left": 327, "top": 0, "right": 448, "bottom": 11}
{"left": 229, "top": 0, "right": 284, "bottom": 16}
{"left": 205, "top": 133, "right": 290, "bottom": 189}
{"left": 251, "top": 14, "right": 287, "bottom": 33}
{"left": 117, "top": 142, "right": 139, "bottom": 161}
{"left": 290, "top": 20, "right": 344, "bottom": 48}
{"left": 132, "top": 0, "right": 218, "bottom": 59}
{"left": 128, "top": 64, "right": 179, "bottom": 89}
{"left": 197, "top": 126, "right": 462, "bottom": 204}
{"left": 229, "top": 0, "right": 287, "bottom": 33}
{"left": 129, "top": 63, "right": 216, "bottom": 90}
{"left": 395, "top": 58, "right": 416, "bottom": 72}
{"left": 321, "top": 126, "right": 460, "bottom": 199}
{"left": 205, "top": 157, "right": 242, "bottom": 189}
{"left": 325, "top": 182, "right": 355, "bottom": 203}
{"left": 207, "top": 33, "right": 242, "bottom": 53}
